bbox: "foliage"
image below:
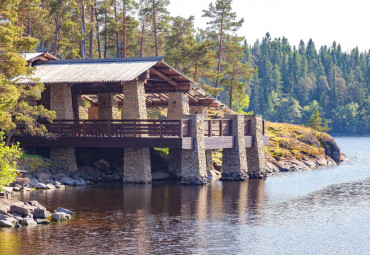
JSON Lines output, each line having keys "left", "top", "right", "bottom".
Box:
{"left": 0, "top": 136, "right": 22, "bottom": 191}
{"left": 246, "top": 33, "right": 370, "bottom": 134}
{"left": 18, "top": 153, "right": 51, "bottom": 172}
{"left": 0, "top": 0, "right": 55, "bottom": 145}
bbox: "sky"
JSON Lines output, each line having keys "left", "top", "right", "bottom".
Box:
{"left": 168, "top": 0, "right": 370, "bottom": 52}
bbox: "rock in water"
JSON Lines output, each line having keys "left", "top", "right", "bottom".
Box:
{"left": 46, "top": 183, "right": 56, "bottom": 189}
{"left": 9, "top": 205, "right": 34, "bottom": 217}
{"left": 36, "top": 183, "right": 47, "bottom": 189}
{"left": 0, "top": 220, "right": 14, "bottom": 228}
{"left": 55, "top": 207, "right": 74, "bottom": 216}
{"left": 36, "top": 219, "right": 50, "bottom": 225}
{"left": 33, "top": 207, "right": 51, "bottom": 219}
{"left": 51, "top": 212, "right": 71, "bottom": 221}
{"left": 21, "top": 218, "right": 37, "bottom": 226}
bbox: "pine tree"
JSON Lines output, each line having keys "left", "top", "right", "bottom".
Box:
{"left": 202, "top": 0, "right": 244, "bottom": 89}
{"left": 307, "top": 108, "right": 323, "bottom": 131}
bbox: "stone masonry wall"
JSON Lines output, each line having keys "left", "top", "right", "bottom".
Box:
{"left": 122, "top": 81, "right": 151, "bottom": 183}
{"left": 167, "top": 92, "right": 190, "bottom": 178}
{"left": 98, "top": 93, "right": 119, "bottom": 119}
{"left": 221, "top": 114, "right": 248, "bottom": 181}
{"left": 181, "top": 114, "right": 208, "bottom": 185}
{"left": 49, "top": 84, "right": 77, "bottom": 171}
{"left": 245, "top": 115, "right": 267, "bottom": 179}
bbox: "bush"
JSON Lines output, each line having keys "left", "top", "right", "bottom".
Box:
{"left": 0, "top": 138, "right": 22, "bottom": 192}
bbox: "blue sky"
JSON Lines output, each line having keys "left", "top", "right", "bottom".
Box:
{"left": 168, "top": 0, "right": 370, "bottom": 52}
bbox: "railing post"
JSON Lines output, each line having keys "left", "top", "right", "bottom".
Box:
{"left": 83, "top": 120, "right": 86, "bottom": 137}
{"left": 108, "top": 120, "right": 111, "bottom": 137}
{"left": 179, "top": 119, "right": 183, "bottom": 137}
{"left": 188, "top": 119, "right": 192, "bottom": 137}
{"left": 262, "top": 120, "right": 265, "bottom": 136}
{"left": 220, "top": 119, "right": 224, "bottom": 136}
{"left": 134, "top": 120, "right": 137, "bottom": 137}
{"left": 247, "top": 119, "right": 252, "bottom": 136}
{"left": 208, "top": 119, "right": 212, "bottom": 137}
{"left": 58, "top": 120, "right": 61, "bottom": 136}
{"left": 160, "top": 120, "right": 163, "bottom": 138}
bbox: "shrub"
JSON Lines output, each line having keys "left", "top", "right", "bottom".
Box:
{"left": 0, "top": 137, "right": 22, "bottom": 192}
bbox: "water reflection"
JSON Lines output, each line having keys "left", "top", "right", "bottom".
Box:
{"left": 1, "top": 137, "right": 369, "bottom": 254}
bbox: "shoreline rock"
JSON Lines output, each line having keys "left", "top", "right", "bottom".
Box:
{"left": 0, "top": 198, "right": 73, "bottom": 228}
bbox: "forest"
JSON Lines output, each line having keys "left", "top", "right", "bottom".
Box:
{"left": 1, "top": 0, "right": 369, "bottom": 134}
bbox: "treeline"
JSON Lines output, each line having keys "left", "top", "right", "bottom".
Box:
{"left": 12, "top": 0, "right": 370, "bottom": 134}
{"left": 245, "top": 33, "right": 370, "bottom": 134}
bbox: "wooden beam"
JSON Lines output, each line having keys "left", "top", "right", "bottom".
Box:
{"left": 150, "top": 68, "right": 179, "bottom": 88}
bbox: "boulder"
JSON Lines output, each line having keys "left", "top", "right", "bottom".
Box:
{"left": 74, "top": 179, "right": 86, "bottom": 186}
{"left": 14, "top": 177, "right": 31, "bottom": 187}
{"left": 35, "top": 172, "right": 52, "bottom": 182}
{"left": 51, "top": 212, "right": 70, "bottom": 221}
{"left": 33, "top": 207, "right": 51, "bottom": 219}
{"left": 60, "top": 177, "right": 75, "bottom": 185}
{"left": 35, "top": 183, "right": 47, "bottom": 189}
{"left": 92, "top": 159, "right": 110, "bottom": 171}
{"left": 0, "top": 220, "right": 14, "bottom": 228}
{"left": 13, "top": 184, "right": 23, "bottom": 191}
{"left": 0, "top": 215, "right": 18, "bottom": 224}
{"left": 9, "top": 204, "right": 34, "bottom": 217}
{"left": 55, "top": 207, "right": 73, "bottom": 216}
{"left": 21, "top": 218, "right": 37, "bottom": 226}
{"left": 46, "top": 183, "right": 56, "bottom": 189}
{"left": 54, "top": 182, "right": 65, "bottom": 189}
{"left": 36, "top": 219, "right": 50, "bottom": 224}
{"left": 27, "top": 201, "right": 45, "bottom": 209}
{"left": 28, "top": 178, "right": 39, "bottom": 188}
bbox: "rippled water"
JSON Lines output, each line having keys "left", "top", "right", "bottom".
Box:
{"left": 1, "top": 137, "right": 369, "bottom": 255}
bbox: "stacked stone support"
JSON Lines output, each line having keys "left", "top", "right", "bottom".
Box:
{"left": 245, "top": 115, "right": 267, "bottom": 179}
{"left": 72, "top": 95, "right": 87, "bottom": 120}
{"left": 49, "top": 84, "right": 77, "bottom": 171}
{"left": 221, "top": 114, "right": 248, "bottom": 181}
{"left": 181, "top": 114, "right": 208, "bottom": 185}
{"left": 98, "top": 93, "right": 119, "bottom": 119}
{"left": 122, "top": 81, "right": 151, "bottom": 183}
{"left": 189, "top": 106, "right": 214, "bottom": 172}
{"left": 167, "top": 92, "right": 190, "bottom": 178}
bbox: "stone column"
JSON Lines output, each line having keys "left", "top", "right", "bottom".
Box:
{"left": 122, "top": 81, "right": 151, "bottom": 183}
{"left": 72, "top": 95, "right": 87, "bottom": 120}
{"left": 221, "top": 114, "right": 248, "bottom": 181}
{"left": 98, "top": 93, "right": 119, "bottom": 119}
{"left": 190, "top": 106, "right": 214, "bottom": 174}
{"left": 167, "top": 92, "right": 190, "bottom": 178}
{"left": 245, "top": 115, "right": 267, "bottom": 179}
{"left": 49, "top": 83, "right": 78, "bottom": 171}
{"left": 181, "top": 114, "right": 208, "bottom": 185}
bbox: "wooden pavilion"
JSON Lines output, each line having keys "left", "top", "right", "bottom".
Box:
{"left": 15, "top": 54, "right": 268, "bottom": 184}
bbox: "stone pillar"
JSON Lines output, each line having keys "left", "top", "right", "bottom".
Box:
{"left": 245, "top": 115, "right": 267, "bottom": 179}
{"left": 181, "top": 114, "right": 208, "bottom": 185}
{"left": 72, "top": 95, "right": 87, "bottom": 120}
{"left": 122, "top": 81, "right": 151, "bottom": 183}
{"left": 49, "top": 84, "right": 77, "bottom": 171}
{"left": 167, "top": 92, "right": 190, "bottom": 178}
{"left": 98, "top": 93, "right": 119, "bottom": 119}
{"left": 190, "top": 106, "right": 214, "bottom": 174}
{"left": 221, "top": 114, "right": 248, "bottom": 181}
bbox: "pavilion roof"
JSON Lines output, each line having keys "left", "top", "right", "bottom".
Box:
{"left": 15, "top": 56, "right": 226, "bottom": 108}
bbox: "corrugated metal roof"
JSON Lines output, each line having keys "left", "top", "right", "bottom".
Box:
{"left": 22, "top": 52, "right": 45, "bottom": 61}
{"left": 17, "top": 58, "right": 162, "bottom": 84}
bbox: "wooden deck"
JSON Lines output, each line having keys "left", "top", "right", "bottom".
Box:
{"left": 14, "top": 118, "right": 268, "bottom": 149}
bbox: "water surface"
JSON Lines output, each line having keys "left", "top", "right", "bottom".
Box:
{"left": 1, "top": 137, "right": 369, "bottom": 254}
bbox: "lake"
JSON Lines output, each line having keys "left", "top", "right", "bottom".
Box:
{"left": 1, "top": 137, "right": 369, "bottom": 254}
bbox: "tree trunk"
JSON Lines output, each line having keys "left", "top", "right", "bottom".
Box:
{"left": 122, "top": 0, "right": 127, "bottom": 57}
{"left": 194, "top": 58, "right": 198, "bottom": 82}
{"left": 114, "top": 0, "right": 120, "bottom": 57}
{"left": 152, "top": 0, "right": 158, "bottom": 57}
{"left": 104, "top": 8, "right": 107, "bottom": 58}
{"left": 89, "top": 5, "right": 94, "bottom": 58}
{"left": 54, "top": 11, "right": 61, "bottom": 57}
{"left": 81, "top": 0, "right": 86, "bottom": 59}
{"left": 140, "top": 22, "right": 145, "bottom": 57}
{"left": 229, "top": 62, "right": 236, "bottom": 109}
{"left": 216, "top": 14, "right": 224, "bottom": 89}
{"left": 95, "top": 7, "right": 102, "bottom": 58}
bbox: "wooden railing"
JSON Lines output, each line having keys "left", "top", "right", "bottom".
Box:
{"left": 204, "top": 119, "right": 232, "bottom": 136}
{"left": 40, "top": 119, "right": 191, "bottom": 138}
{"left": 244, "top": 119, "right": 266, "bottom": 136}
